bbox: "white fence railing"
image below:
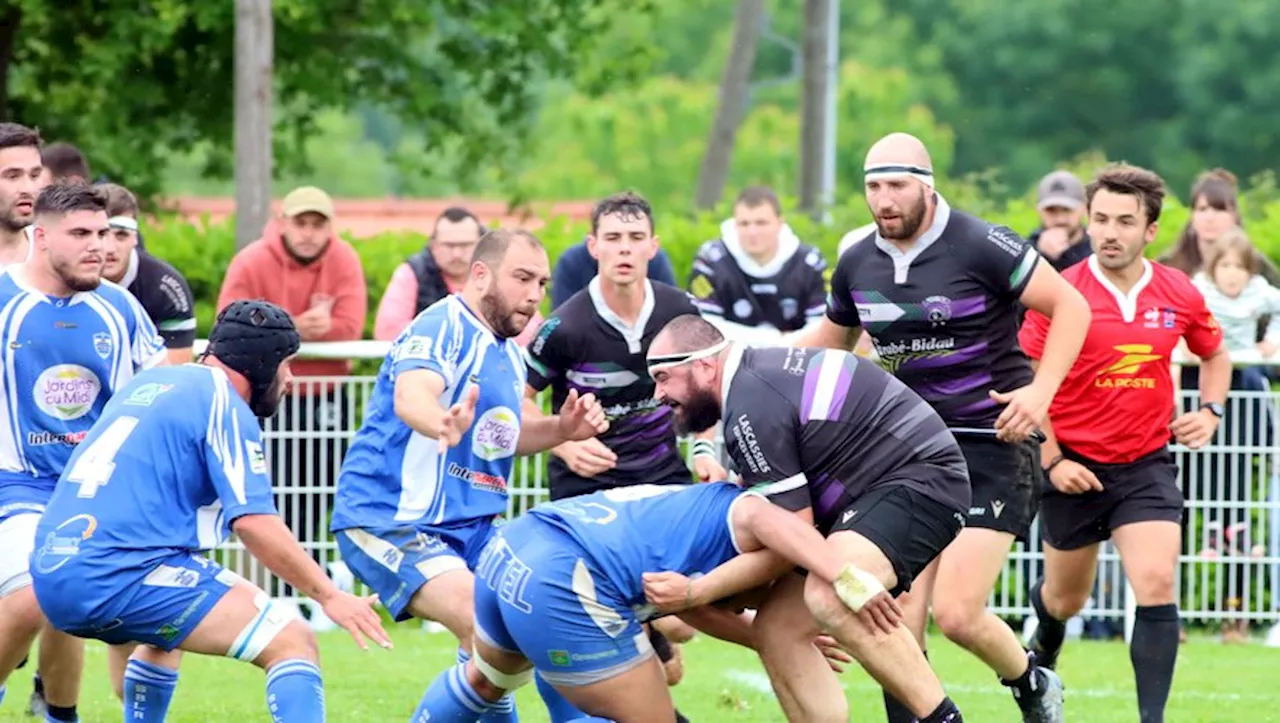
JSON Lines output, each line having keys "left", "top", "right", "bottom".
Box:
{"left": 203, "top": 341, "right": 1280, "bottom": 633}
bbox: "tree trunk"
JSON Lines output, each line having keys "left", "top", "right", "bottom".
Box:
{"left": 798, "top": 0, "right": 834, "bottom": 217}
{"left": 234, "top": 0, "right": 274, "bottom": 250}
{"left": 693, "top": 0, "right": 765, "bottom": 211}
{"left": 0, "top": 6, "right": 22, "bottom": 122}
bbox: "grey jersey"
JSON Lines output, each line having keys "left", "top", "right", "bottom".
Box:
{"left": 720, "top": 346, "right": 971, "bottom": 532}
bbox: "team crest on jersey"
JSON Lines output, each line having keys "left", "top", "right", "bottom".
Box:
{"left": 245, "top": 440, "right": 268, "bottom": 475}
{"left": 124, "top": 383, "right": 175, "bottom": 407}
{"left": 922, "top": 295, "right": 952, "bottom": 326}
{"left": 92, "top": 332, "right": 113, "bottom": 359}
{"left": 1161, "top": 308, "right": 1177, "bottom": 329}
{"left": 689, "top": 274, "right": 714, "bottom": 300}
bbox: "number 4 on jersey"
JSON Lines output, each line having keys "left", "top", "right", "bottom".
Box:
{"left": 66, "top": 416, "right": 140, "bottom": 498}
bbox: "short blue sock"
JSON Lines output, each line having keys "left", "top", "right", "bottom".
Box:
{"left": 536, "top": 673, "right": 592, "bottom": 723}
{"left": 412, "top": 662, "right": 490, "bottom": 723}
{"left": 457, "top": 648, "right": 518, "bottom": 723}
{"left": 124, "top": 659, "right": 179, "bottom": 723}
{"left": 265, "top": 659, "right": 325, "bottom": 723}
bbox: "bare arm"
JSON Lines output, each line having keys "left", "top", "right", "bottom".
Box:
{"left": 788, "top": 316, "right": 861, "bottom": 351}
{"left": 234, "top": 514, "right": 342, "bottom": 603}
{"left": 1196, "top": 343, "right": 1232, "bottom": 406}
{"left": 1019, "top": 262, "right": 1091, "bottom": 396}
{"left": 394, "top": 368, "right": 452, "bottom": 438}
{"left": 676, "top": 606, "right": 757, "bottom": 649}
{"left": 516, "top": 389, "right": 607, "bottom": 455}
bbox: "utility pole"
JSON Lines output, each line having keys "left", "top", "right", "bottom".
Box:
{"left": 234, "top": 0, "right": 273, "bottom": 250}
{"left": 798, "top": 0, "right": 838, "bottom": 220}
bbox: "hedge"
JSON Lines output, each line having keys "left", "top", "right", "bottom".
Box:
{"left": 145, "top": 189, "right": 1280, "bottom": 339}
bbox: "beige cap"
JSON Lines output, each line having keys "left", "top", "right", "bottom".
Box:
{"left": 1037, "top": 171, "right": 1086, "bottom": 210}
{"left": 281, "top": 186, "right": 334, "bottom": 219}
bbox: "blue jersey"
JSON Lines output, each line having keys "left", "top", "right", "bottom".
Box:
{"left": 528, "top": 482, "right": 748, "bottom": 611}
{"left": 332, "top": 296, "right": 526, "bottom": 531}
{"left": 32, "top": 365, "right": 278, "bottom": 585}
{"left": 0, "top": 273, "right": 164, "bottom": 521}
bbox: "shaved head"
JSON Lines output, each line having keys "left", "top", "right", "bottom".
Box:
{"left": 649, "top": 314, "right": 725, "bottom": 359}
{"left": 865, "top": 132, "right": 933, "bottom": 171}
{"left": 648, "top": 315, "right": 728, "bottom": 435}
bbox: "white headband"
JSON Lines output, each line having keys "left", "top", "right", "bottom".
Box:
{"left": 863, "top": 163, "right": 935, "bottom": 188}
{"left": 646, "top": 340, "right": 729, "bottom": 378}
{"left": 108, "top": 216, "right": 139, "bottom": 232}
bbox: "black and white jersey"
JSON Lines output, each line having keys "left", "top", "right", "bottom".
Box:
{"left": 688, "top": 221, "right": 827, "bottom": 334}
{"left": 827, "top": 196, "right": 1039, "bottom": 429}
{"left": 119, "top": 249, "right": 197, "bottom": 349}
{"left": 721, "top": 345, "right": 970, "bottom": 533}
{"left": 526, "top": 279, "right": 698, "bottom": 499}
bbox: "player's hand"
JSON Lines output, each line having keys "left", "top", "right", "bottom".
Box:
{"left": 322, "top": 591, "right": 392, "bottom": 651}
{"left": 1048, "top": 459, "right": 1103, "bottom": 494}
{"left": 1171, "top": 408, "right": 1220, "bottom": 450}
{"left": 1258, "top": 340, "right": 1279, "bottom": 358}
{"left": 814, "top": 634, "right": 853, "bottom": 673}
{"left": 553, "top": 438, "right": 617, "bottom": 477}
{"left": 853, "top": 589, "right": 904, "bottom": 636}
{"left": 643, "top": 571, "right": 695, "bottom": 613}
{"left": 438, "top": 386, "right": 480, "bottom": 454}
{"left": 989, "top": 382, "right": 1052, "bottom": 443}
{"left": 1036, "top": 227, "right": 1073, "bottom": 260}
{"left": 692, "top": 454, "right": 727, "bottom": 482}
{"left": 558, "top": 389, "right": 609, "bottom": 442}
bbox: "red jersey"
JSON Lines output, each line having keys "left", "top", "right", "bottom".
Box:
{"left": 1020, "top": 257, "right": 1223, "bottom": 464}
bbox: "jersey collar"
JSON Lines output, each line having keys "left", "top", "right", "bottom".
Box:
{"left": 873, "top": 193, "right": 952, "bottom": 284}
{"left": 588, "top": 276, "right": 655, "bottom": 354}
{"left": 6, "top": 264, "right": 89, "bottom": 305}
{"left": 1087, "top": 254, "right": 1153, "bottom": 323}
{"left": 719, "top": 343, "right": 745, "bottom": 407}
{"left": 119, "top": 248, "right": 140, "bottom": 289}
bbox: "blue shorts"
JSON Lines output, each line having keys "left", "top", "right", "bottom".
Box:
{"left": 335, "top": 517, "right": 497, "bottom": 622}
{"left": 32, "top": 552, "right": 239, "bottom": 651}
{"left": 473, "top": 516, "right": 653, "bottom": 687}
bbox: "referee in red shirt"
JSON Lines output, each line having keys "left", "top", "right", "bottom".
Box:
{"left": 1019, "top": 164, "right": 1230, "bottom": 723}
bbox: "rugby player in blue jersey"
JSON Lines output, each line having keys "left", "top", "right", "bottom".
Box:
{"left": 414, "top": 481, "right": 902, "bottom": 723}
{"left": 0, "top": 182, "right": 166, "bottom": 723}
{"left": 31, "top": 300, "right": 390, "bottom": 723}
{"left": 331, "top": 228, "right": 609, "bottom": 722}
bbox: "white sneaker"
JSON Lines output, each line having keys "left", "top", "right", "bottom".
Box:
{"left": 1264, "top": 622, "right": 1280, "bottom": 648}
{"left": 421, "top": 620, "right": 449, "bottom": 634}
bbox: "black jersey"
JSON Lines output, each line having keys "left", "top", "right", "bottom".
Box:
{"left": 827, "top": 197, "right": 1039, "bottom": 429}
{"left": 721, "top": 346, "right": 970, "bottom": 533}
{"left": 688, "top": 224, "right": 827, "bottom": 333}
{"left": 526, "top": 279, "right": 698, "bottom": 499}
{"left": 120, "top": 249, "right": 196, "bottom": 349}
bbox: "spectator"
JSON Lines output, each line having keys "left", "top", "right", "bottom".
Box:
{"left": 686, "top": 185, "right": 827, "bottom": 344}
{"left": 374, "top": 206, "right": 481, "bottom": 340}
{"left": 0, "top": 122, "right": 43, "bottom": 267}
{"left": 40, "top": 142, "right": 90, "bottom": 185}
{"left": 96, "top": 183, "right": 197, "bottom": 364}
{"left": 551, "top": 237, "right": 677, "bottom": 310}
{"left": 1028, "top": 170, "right": 1092, "bottom": 271}
{"left": 216, "top": 185, "right": 367, "bottom": 622}
{"left": 1163, "top": 169, "right": 1280, "bottom": 283}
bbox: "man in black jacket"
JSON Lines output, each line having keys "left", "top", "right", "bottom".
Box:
{"left": 1028, "top": 170, "right": 1092, "bottom": 272}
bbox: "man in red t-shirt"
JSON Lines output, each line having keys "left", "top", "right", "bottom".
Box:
{"left": 1019, "top": 164, "right": 1231, "bottom": 723}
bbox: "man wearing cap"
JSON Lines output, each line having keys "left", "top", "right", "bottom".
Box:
{"left": 792, "top": 132, "right": 1091, "bottom": 723}
{"left": 1030, "top": 171, "right": 1093, "bottom": 272}
{"left": 217, "top": 186, "right": 368, "bottom": 626}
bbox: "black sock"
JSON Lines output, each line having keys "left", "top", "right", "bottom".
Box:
{"left": 46, "top": 704, "right": 77, "bottom": 722}
{"left": 32, "top": 672, "right": 44, "bottom": 696}
{"left": 920, "top": 697, "right": 962, "bottom": 723}
{"left": 675, "top": 710, "right": 691, "bottom": 723}
{"left": 1029, "top": 578, "right": 1066, "bottom": 668}
{"left": 1131, "top": 604, "right": 1179, "bottom": 723}
{"left": 884, "top": 649, "right": 927, "bottom": 722}
{"left": 1001, "top": 657, "right": 1043, "bottom": 701}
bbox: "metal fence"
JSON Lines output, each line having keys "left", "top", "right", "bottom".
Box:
{"left": 201, "top": 341, "right": 1280, "bottom": 633}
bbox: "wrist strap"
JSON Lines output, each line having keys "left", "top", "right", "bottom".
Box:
{"left": 691, "top": 439, "right": 717, "bottom": 458}
{"left": 1044, "top": 455, "right": 1066, "bottom": 476}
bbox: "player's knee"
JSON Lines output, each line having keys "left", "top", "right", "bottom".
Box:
{"left": 931, "top": 599, "right": 985, "bottom": 646}
{"left": 1040, "top": 583, "right": 1091, "bottom": 619}
{"left": 1128, "top": 565, "right": 1176, "bottom": 605}
{"left": 254, "top": 620, "right": 319, "bottom": 670}
{"left": 802, "top": 576, "right": 851, "bottom": 633}
{"left": 0, "top": 586, "right": 46, "bottom": 638}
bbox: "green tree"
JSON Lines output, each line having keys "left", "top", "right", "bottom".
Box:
{"left": 2, "top": 0, "right": 650, "bottom": 199}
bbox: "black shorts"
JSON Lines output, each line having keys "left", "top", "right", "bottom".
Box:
{"left": 1040, "top": 446, "right": 1182, "bottom": 551}
{"left": 956, "top": 435, "right": 1042, "bottom": 541}
{"left": 829, "top": 484, "right": 966, "bottom": 596}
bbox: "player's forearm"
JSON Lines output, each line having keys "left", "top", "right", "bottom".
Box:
{"left": 516, "top": 416, "right": 568, "bottom": 455}
{"left": 234, "top": 514, "right": 339, "bottom": 603}
{"left": 1030, "top": 292, "right": 1091, "bottom": 394}
{"left": 790, "top": 318, "right": 860, "bottom": 351}
{"left": 687, "top": 551, "right": 794, "bottom": 608}
{"left": 741, "top": 502, "right": 846, "bottom": 583}
{"left": 1198, "top": 347, "right": 1232, "bottom": 405}
{"left": 394, "top": 387, "right": 450, "bottom": 439}
{"left": 676, "top": 607, "right": 756, "bottom": 649}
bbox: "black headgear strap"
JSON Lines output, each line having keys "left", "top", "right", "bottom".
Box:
{"left": 206, "top": 300, "right": 301, "bottom": 417}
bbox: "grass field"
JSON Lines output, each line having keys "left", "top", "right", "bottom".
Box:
{"left": 1, "top": 626, "right": 1276, "bottom": 722}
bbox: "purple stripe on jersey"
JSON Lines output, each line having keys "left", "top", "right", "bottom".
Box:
{"left": 800, "top": 357, "right": 823, "bottom": 424}
{"left": 813, "top": 473, "right": 844, "bottom": 518}
{"left": 826, "top": 356, "right": 856, "bottom": 421}
{"left": 915, "top": 372, "right": 993, "bottom": 400}
{"left": 954, "top": 396, "right": 999, "bottom": 415}
{"left": 948, "top": 295, "right": 987, "bottom": 318}
{"left": 571, "top": 362, "right": 611, "bottom": 374}
{"left": 899, "top": 342, "right": 989, "bottom": 370}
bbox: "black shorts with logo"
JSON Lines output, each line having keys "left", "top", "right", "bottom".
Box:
{"left": 1040, "top": 445, "right": 1182, "bottom": 551}
{"left": 956, "top": 435, "right": 1043, "bottom": 541}
{"left": 829, "top": 481, "right": 967, "bottom": 596}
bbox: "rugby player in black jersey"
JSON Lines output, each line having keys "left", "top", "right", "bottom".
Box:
{"left": 793, "top": 133, "right": 1090, "bottom": 723}
{"left": 522, "top": 191, "right": 729, "bottom": 723}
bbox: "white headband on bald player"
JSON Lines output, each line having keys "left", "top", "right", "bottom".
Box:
{"left": 108, "top": 216, "right": 138, "bottom": 232}
{"left": 646, "top": 340, "right": 729, "bottom": 378}
{"left": 863, "top": 163, "right": 935, "bottom": 188}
